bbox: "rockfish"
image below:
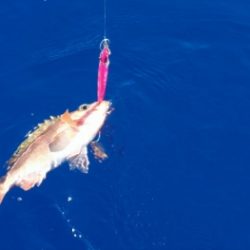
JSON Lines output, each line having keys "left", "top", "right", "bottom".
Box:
{"left": 0, "top": 101, "right": 111, "bottom": 204}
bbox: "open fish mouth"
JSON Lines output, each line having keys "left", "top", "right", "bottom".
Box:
{"left": 107, "top": 107, "right": 114, "bottom": 115}
{"left": 97, "top": 100, "right": 113, "bottom": 115}
{"left": 106, "top": 101, "right": 113, "bottom": 115}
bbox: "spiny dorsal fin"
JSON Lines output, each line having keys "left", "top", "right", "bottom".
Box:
{"left": 8, "top": 115, "right": 59, "bottom": 168}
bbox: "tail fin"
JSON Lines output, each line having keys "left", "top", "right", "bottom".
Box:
{"left": 0, "top": 176, "right": 8, "bottom": 204}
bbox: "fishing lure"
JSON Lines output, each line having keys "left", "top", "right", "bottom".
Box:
{"left": 97, "top": 38, "right": 111, "bottom": 102}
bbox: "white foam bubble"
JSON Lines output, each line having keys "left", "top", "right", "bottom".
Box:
{"left": 17, "top": 197, "right": 23, "bottom": 202}
{"left": 67, "top": 196, "right": 73, "bottom": 202}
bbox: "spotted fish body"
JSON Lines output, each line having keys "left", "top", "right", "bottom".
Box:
{"left": 0, "top": 101, "right": 111, "bottom": 204}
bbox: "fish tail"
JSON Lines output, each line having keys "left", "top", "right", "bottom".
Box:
{"left": 0, "top": 176, "right": 8, "bottom": 204}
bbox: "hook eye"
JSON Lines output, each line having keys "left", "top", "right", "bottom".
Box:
{"left": 100, "top": 38, "right": 110, "bottom": 50}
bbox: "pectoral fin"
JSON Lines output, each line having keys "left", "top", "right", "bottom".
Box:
{"left": 68, "top": 147, "right": 89, "bottom": 174}
{"left": 90, "top": 141, "right": 108, "bottom": 162}
{"left": 49, "top": 129, "right": 77, "bottom": 152}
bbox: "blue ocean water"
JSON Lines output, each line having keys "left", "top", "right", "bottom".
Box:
{"left": 0, "top": 0, "right": 250, "bottom": 249}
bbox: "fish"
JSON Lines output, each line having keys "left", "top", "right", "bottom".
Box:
{"left": 0, "top": 101, "right": 111, "bottom": 204}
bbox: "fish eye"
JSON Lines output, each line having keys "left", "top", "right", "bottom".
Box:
{"left": 79, "top": 104, "right": 88, "bottom": 110}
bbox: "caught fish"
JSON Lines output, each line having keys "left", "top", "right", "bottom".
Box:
{"left": 0, "top": 101, "right": 111, "bottom": 204}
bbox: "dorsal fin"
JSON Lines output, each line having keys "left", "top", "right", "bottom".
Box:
{"left": 8, "top": 116, "right": 59, "bottom": 168}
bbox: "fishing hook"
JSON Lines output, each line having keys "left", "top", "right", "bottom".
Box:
{"left": 100, "top": 38, "right": 110, "bottom": 50}
{"left": 93, "top": 131, "right": 101, "bottom": 142}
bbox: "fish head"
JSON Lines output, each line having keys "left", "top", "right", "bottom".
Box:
{"left": 71, "top": 101, "right": 111, "bottom": 142}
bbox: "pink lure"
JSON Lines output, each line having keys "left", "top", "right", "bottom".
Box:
{"left": 97, "top": 40, "right": 111, "bottom": 102}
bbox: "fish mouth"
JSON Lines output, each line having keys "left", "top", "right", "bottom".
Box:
{"left": 98, "top": 100, "right": 113, "bottom": 115}
{"left": 107, "top": 105, "right": 114, "bottom": 115}
{"left": 106, "top": 101, "right": 113, "bottom": 115}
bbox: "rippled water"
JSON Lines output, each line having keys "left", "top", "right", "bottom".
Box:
{"left": 0, "top": 0, "right": 250, "bottom": 249}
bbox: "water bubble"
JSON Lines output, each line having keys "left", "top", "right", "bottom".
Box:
{"left": 67, "top": 196, "right": 73, "bottom": 202}
{"left": 17, "top": 197, "right": 23, "bottom": 202}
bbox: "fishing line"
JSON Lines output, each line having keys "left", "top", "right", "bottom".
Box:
{"left": 97, "top": 0, "right": 111, "bottom": 102}
{"left": 103, "top": 0, "right": 107, "bottom": 38}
